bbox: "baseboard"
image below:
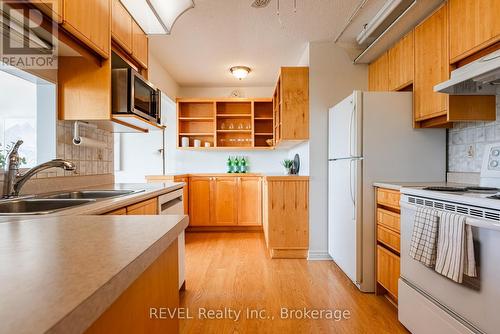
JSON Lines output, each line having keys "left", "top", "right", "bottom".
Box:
{"left": 307, "top": 251, "right": 332, "bottom": 260}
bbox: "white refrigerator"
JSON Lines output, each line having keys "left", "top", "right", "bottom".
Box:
{"left": 327, "top": 91, "right": 446, "bottom": 292}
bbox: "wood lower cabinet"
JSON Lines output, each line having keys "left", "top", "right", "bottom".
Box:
{"left": 377, "top": 245, "right": 400, "bottom": 300}
{"left": 238, "top": 177, "right": 262, "bottom": 226}
{"left": 126, "top": 198, "right": 158, "bottom": 215}
{"left": 368, "top": 52, "right": 389, "bottom": 91}
{"left": 211, "top": 177, "right": 238, "bottom": 225}
{"left": 188, "top": 177, "right": 212, "bottom": 226}
{"left": 263, "top": 177, "right": 309, "bottom": 259}
{"left": 448, "top": 0, "right": 500, "bottom": 63}
{"left": 63, "top": 0, "right": 111, "bottom": 58}
{"left": 105, "top": 208, "right": 127, "bottom": 215}
{"left": 85, "top": 239, "right": 179, "bottom": 334}
{"left": 188, "top": 175, "right": 263, "bottom": 227}
{"left": 376, "top": 187, "right": 401, "bottom": 302}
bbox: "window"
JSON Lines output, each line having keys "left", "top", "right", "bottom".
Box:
{"left": 0, "top": 68, "right": 56, "bottom": 169}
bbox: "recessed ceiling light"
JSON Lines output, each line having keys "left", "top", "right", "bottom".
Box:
{"left": 230, "top": 66, "right": 251, "bottom": 80}
{"left": 120, "top": 0, "right": 194, "bottom": 35}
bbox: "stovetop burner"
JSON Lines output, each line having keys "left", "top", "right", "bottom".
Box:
{"left": 423, "top": 186, "right": 467, "bottom": 192}
{"left": 465, "top": 187, "right": 500, "bottom": 194}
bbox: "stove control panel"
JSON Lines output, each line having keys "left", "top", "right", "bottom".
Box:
{"left": 488, "top": 147, "right": 500, "bottom": 170}
{"left": 480, "top": 143, "right": 500, "bottom": 187}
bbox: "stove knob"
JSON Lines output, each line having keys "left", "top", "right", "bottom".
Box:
{"left": 490, "top": 160, "right": 499, "bottom": 168}
{"left": 492, "top": 149, "right": 500, "bottom": 157}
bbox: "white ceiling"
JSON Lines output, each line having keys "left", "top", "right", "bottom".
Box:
{"left": 149, "top": 0, "right": 380, "bottom": 87}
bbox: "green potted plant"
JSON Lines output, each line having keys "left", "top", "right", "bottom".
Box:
{"left": 281, "top": 159, "right": 293, "bottom": 175}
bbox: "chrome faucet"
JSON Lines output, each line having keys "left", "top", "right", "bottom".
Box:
{"left": 2, "top": 140, "right": 77, "bottom": 198}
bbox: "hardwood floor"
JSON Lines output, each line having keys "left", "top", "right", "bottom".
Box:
{"left": 180, "top": 232, "right": 409, "bottom": 334}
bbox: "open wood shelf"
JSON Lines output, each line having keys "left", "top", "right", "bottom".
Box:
{"left": 177, "top": 98, "right": 274, "bottom": 149}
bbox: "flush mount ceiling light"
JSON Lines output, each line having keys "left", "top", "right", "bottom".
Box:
{"left": 230, "top": 66, "right": 251, "bottom": 80}
{"left": 120, "top": 0, "right": 194, "bottom": 35}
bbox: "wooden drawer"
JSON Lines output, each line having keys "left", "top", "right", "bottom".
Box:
{"left": 377, "top": 188, "right": 401, "bottom": 209}
{"left": 377, "top": 245, "right": 400, "bottom": 299}
{"left": 126, "top": 198, "right": 158, "bottom": 215}
{"left": 105, "top": 208, "right": 127, "bottom": 215}
{"left": 377, "top": 208, "right": 400, "bottom": 232}
{"left": 377, "top": 226, "right": 400, "bottom": 253}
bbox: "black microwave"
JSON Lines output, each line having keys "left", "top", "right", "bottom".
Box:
{"left": 112, "top": 68, "right": 160, "bottom": 124}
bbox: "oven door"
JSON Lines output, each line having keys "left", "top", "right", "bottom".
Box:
{"left": 131, "top": 71, "right": 159, "bottom": 123}
{"left": 399, "top": 196, "right": 500, "bottom": 334}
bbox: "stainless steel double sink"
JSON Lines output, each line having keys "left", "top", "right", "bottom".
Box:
{"left": 0, "top": 190, "right": 142, "bottom": 215}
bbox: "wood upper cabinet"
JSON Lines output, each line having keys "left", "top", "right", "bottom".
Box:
{"left": 126, "top": 198, "right": 158, "bottom": 215}
{"left": 211, "top": 177, "right": 238, "bottom": 225}
{"left": 111, "top": 0, "right": 132, "bottom": 53}
{"left": 368, "top": 52, "right": 389, "bottom": 91}
{"left": 273, "top": 67, "right": 309, "bottom": 146}
{"left": 388, "top": 30, "right": 414, "bottom": 91}
{"left": 188, "top": 177, "right": 212, "bottom": 226}
{"left": 414, "top": 4, "right": 449, "bottom": 122}
{"left": 63, "top": 0, "right": 111, "bottom": 58}
{"left": 30, "top": 0, "right": 63, "bottom": 23}
{"left": 413, "top": 3, "right": 496, "bottom": 127}
{"left": 449, "top": 0, "right": 500, "bottom": 63}
{"left": 132, "top": 20, "right": 148, "bottom": 69}
{"left": 237, "top": 177, "right": 262, "bottom": 226}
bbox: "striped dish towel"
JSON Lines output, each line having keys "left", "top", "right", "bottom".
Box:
{"left": 435, "top": 211, "right": 477, "bottom": 283}
{"left": 409, "top": 207, "right": 439, "bottom": 267}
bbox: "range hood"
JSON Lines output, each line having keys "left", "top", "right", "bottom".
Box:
{"left": 434, "top": 49, "right": 500, "bottom": 95}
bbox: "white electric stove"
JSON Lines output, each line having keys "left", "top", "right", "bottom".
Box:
{"left": 398, "top": 143, "right": 500, "bottom": 334}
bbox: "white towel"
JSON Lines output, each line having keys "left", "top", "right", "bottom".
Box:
{"left": 409, "top": 207, "right": 439, "bottom": 267}
{"left": 435, "top": 212, "right": 477, "bottom": 283}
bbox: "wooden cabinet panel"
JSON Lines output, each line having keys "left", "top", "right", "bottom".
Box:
{"left": 368, "top": 52, "right": 389, "bottom": 91}
{"left": 264, "top": 179, "right": 309, "bottom": 258}
{"left": 85, "top": 239, "right": 179, "bottom": 333}
{"left": 377, "top": 208, "right": 400, "bottom": 233}
{"left": 173, "top": 176, "right": 189, "bottom": 215}
{"left": 132, "top": 20, "right": 148, "bottom": 69}
{"left": 388, "top": 30, "right": 414, "bottom": 91}
{"left": 63, "top": 0, "right": 111, "bottom": 58}
{"left": 30, "top": 0, "right": 63, "bottom": 23}
{"left": 449, "top": 0, "right": 500, "bottom": 63}
{"left": 105, "top": 208, "right": 127, "bottom": 215}
{"left": 111, "top": 0, "right": 132, "bottom": 53}
{"left": 211, "top": 177, "right": 238, "bottom": 225}
{"left": 377, "top": 226, "right": 400, "bottom": 253}
{"left": 188, "top": 177, "right": 211, "bottom": 226}
{"left": 377, "top": 245, "right": 400, "bottom": 299}
{"left": 414, "top": 4, "right": 449, "bottom": 122}
{"left": 376, "top": 188, "right": 400, "bottom": 210}
{"left": 237, "top": 177, "right": 262, "bottom": 226}
{"left": 279, "top": 67, "right": 309, "bottom": 141}
{"left": 126, "top": 198, "right": 158, "bottom": 215}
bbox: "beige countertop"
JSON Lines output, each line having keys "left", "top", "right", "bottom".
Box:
{"left": 0, "top": 214, "right": 188, "bottom": 334}
{"left": 147, "top": 173, "right": 310, "bottom": 180}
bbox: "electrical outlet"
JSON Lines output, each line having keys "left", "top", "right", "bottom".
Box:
{"left": 467, "top": 145, "right": 475, "bottom": 158}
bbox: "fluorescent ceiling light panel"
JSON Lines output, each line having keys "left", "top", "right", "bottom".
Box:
{"left": 149, "top": 0, "right": 194, "bottom": 33}
{"left": 120, "top": 0, "right": 194, "bottom": 35}
{"left": 120, "top": 0, "right": 166, "bottom": 34}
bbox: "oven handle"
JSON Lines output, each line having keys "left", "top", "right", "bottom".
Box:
{"left": 400, "top": 202, "right": 500, "bottom": 232}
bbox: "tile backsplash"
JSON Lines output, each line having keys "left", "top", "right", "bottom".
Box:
{"left": 39, "top": 121, "right": 114, "bottom": 179}
{"left": 448, "top": 95, "right": 500, "bottom": 173}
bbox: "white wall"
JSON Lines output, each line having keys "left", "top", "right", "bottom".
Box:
{"left": 307, "top": 42, "right": 368, "bottom": 259}
{"left": 178, "top": 86, "right": 274, "bottom": 98}
{"left": 149, "top": 53, "right": 180, "bottom": 100}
